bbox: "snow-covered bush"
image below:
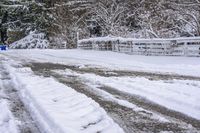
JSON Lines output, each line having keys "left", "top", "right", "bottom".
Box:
{"left": 9, "top": 32, "right": 49, "bottom": 49}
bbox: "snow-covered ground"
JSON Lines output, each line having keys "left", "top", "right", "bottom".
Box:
{"left": 1, "top": 57, "right": 123, "bottom": 133}
{"left": 1, "top": 49, "right": 200, "bottom": 132}
{"left": 55, "top": 69, "right": 200, "bottom": 120}
{"left": 3, "top": 49, "right": 200, "bottom": 77}
{"left": 0, "top": 63, "right": 18, "bottom": 133}
{"left": 0, "top": 100, "right": 18, "bottom": 133}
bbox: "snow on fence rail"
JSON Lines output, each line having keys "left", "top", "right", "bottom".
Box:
{"left": 78, "top": 37, "right": 200, "bottom": 56}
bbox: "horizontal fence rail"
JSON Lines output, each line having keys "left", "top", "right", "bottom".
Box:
{"left": 78, "top": 37, "right": 200, "bottom": 56}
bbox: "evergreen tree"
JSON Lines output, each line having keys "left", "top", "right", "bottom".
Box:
{"left": 0, "top": 0, "right": 52, "bottom": 44}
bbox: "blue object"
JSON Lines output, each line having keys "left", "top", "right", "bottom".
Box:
{"left": 0, "top": 45, "right": 7, "bottom": 51}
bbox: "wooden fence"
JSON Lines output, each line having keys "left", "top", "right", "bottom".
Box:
{"left": 78, "top": 37, "right": 200, "bottom": 56}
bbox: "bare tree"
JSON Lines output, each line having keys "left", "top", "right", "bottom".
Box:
{"left": 91, "top": 0, "right": 129, "bottom": 37}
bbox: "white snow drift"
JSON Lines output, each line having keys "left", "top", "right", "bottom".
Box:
{"left": 9, "top": 32, "right": 49, "bottom": 49}
{"left": 4, "top": 59, "right": 124, "bottom": 133}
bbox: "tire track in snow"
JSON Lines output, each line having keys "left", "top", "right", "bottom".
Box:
{"left": 27, "top": 62, "right": 200, "bottom": 133}
{"left": 53, "top": 72, "right": 200, "bottom": 133}
{"left": 98, "top": 86, "right": 200, "bottom": 130}
{"left": 2, "top": 56, "right": 124, "bottom": 133}
{"left": 30, "top": 62, "right": 200, "bottom": 81}
{"left": 0, "top": 58, "right": 40, "bottom": 133}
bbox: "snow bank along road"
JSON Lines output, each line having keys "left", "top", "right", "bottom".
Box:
{"left": 0, "top": 49, "right": 200, "bottom": 133}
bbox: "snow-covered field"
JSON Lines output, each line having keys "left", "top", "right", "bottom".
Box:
{"left": 0, "top": 49, "right": 200, "bottom": 132}
{"left": 3, "top": 49, "right": 200, "bottom": 77}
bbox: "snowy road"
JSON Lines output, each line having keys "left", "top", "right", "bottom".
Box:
{"left": 1, "top": 49, "right": 200, "bottom": 133}
{"left": 0, "top": 57, "right": 40, "bottom": 133}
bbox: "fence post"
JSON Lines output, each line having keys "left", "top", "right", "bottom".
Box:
{"left": 199, "top": 47, "right": 200, "bottom": 56}
{"left": 117, "top": 40, "right": 119, "bottom": 52}
{"left": 112, "top": 42, "right": 114, "bottom": 51}
{"left": 130, "top": 41, "right": 133, "bottom": 53}
{"left": 184, "top": 42, "right": 188, "bottom": 56}
{"left": 163, "top": 43, "right": 166, "bottom": 55}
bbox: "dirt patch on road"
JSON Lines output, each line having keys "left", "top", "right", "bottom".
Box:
{"left": 29, "top": 62, "right": 200, "bottom": 81}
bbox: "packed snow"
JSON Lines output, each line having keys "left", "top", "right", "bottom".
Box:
{"left": 0, "top": 100, "right": 18, "bottom": 133}
{"left": 0, "top": 72, "right": 18, "bottom": 133}
{"left": 55, "top": 69, "right": 200, "bottom": 120}
{"left": 52, "top": 69, "right": 170, "bottom": 123}
{"left": 3, "top": 58, "right": 124, "bottom": 133}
